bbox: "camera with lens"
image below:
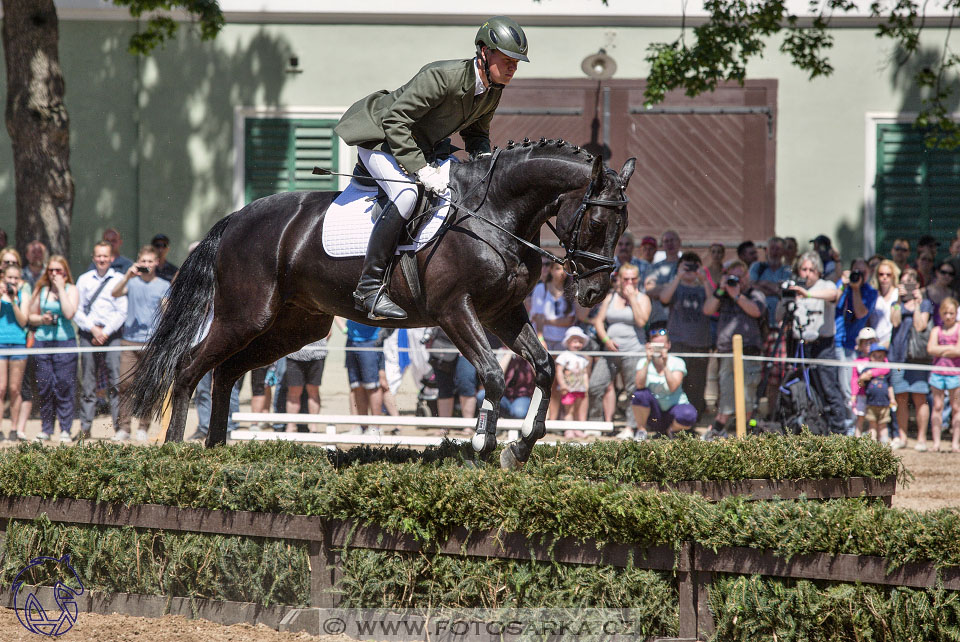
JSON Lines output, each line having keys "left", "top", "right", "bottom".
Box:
{"left": 725, "top": 275, "right": 740, "bottom": 287}
{"left": 781, "top": 279, "right": 798, "bottom": 299}
{"left": 850, "top": 270, "right": 862, "bottom": 284}
{"left": 5, "top": 284, "right": 15, "bottom": 298}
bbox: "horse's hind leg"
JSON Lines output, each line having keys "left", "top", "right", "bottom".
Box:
{"left": 205, "top": 310, "right": 334, "bottom": 446}
{"left": 439, "top": 299, "right": 505, "bottom": 461}
{"left": 486, "top": 304, "right": 554, "bottom": 469}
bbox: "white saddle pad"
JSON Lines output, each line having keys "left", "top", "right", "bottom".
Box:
{"left": 322, "top": 160, "right": 453, "bottom": 258}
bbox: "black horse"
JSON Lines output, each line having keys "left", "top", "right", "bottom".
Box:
{"left": 128, "top": 140, "right": 636, "bottom": 469}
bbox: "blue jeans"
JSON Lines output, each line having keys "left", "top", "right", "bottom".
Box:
{"left": 194, "top": 371, "right": 241, "bottom": 434}
{"left": 476, "top": 390, "right": 531, "bottom": 419}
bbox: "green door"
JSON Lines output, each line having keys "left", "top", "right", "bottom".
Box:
{"left": 875, "top": 123, "right": 960, "bottom": 259}
{"left": 244, "top": 117, "right": 339, "bottom": 204}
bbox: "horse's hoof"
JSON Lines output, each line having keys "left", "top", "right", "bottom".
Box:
{"left": 500, "top": 443, "right": 525, "bottom": 471}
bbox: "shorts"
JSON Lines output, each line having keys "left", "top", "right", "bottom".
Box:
{"left": 436, "top": 356, "right": 477, "bottom": 399}
{"left": 929, "top": 372, "right": 960, "bottom": 391}
{"left": 561, "top": 391, "right": 585, "bottom": 406}
{"left": 864, "top": 405, "right": 891, "bottom": 425}
{"left": 631, "top": 388, "right": 698, "bottom": 434}
{"left": 345, "top": 339, "right": 383, "bottom": 389}
{"left": 284, "top": 358, "right": 326, "bottom": 387}
{"left": 890, "top": 368, "right": 930, "bottom": 395}
{"left": 250, "top": 366, "right": 267, "bottom": 396}
{"left": 0, "top": 342, "right": 27, "bottom": 361}
{"left": 717, "top": 357, "right": 762, "bottom": 417}
{"left": 852, "top": 395, "right": 866, "bottom": 417}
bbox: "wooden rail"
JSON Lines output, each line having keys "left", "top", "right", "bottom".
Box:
{"left": 0, "top": 482, "right": 925, "bottom": 640}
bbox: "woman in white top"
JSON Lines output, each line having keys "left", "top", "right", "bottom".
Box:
{"left": 869, "top": 259, "right": 901, "bottom": 346}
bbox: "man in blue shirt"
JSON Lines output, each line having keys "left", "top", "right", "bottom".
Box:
{"left": 834, "top": 257, "right": 878, "bottom": 435}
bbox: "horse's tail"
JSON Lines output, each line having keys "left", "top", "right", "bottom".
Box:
{"left": 128, "top": 214, "right": 233, "bottom": 420}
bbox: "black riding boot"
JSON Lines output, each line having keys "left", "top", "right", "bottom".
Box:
{"left": 353, "top": 203, "right": 409, "bottom": 320}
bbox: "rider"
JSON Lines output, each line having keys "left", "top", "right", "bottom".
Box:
{"left": 335, "top": 16, "right": 529, "bottom": 320}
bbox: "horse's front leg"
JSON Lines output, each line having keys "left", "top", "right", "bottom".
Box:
{"left": 486, "top": 305, "right": 554, "bottom": 470}
{"left": 438, "top": 305, "right": 504, "bottom": 461}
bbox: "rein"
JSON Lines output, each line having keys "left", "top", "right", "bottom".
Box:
{"left": 443, "top": 150, "right": 629, "bottom": 282}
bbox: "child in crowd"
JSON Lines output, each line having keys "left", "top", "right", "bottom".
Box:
{"left": 850, "top": 327, "right": 887, "bottom": 438}
{"left": 555, "top": 326, "right": 591, "bottom": 433}
{"left": 927, "top": 297, "right": 960, "bottom": 452}
{"left": 857, "top": 343, "right": 895, "bottom": 442}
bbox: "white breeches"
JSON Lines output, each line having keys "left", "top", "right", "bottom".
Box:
{"left": 357, "top": 148, "right": 419, "bottom": 221}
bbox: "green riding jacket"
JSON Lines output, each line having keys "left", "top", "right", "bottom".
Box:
{"left": 334, "top": 58, "right": 501, "bottom": 175}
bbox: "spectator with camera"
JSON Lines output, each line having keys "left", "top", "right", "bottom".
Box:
{"left": 27, "top": 255, "right": 79, "bottom": 442}
{"left": 0, "top": 258, "right": 29, "bottom": 441}
{"left": 890, "top": 267, "right": 932, "bottom": 450}
{"left": 631, "top": 326, "right": 698, "bottom": 439}
{"left": 111, "top": 246, "right": 169, "bottom": 441}
{"left": 74, "top": 241, "right": 128, "bottom": 439}
{"left": 591, "top": 262, "right": 651, "bottom": 436}
{"left": 702, "top": 260, "right": 765, "bottom": 438}
{"left": 660, "top": 251, "right": 712, "bottom": 417}
{"left": 776, "top": 250, "right": 846, "bottom": 434}
{"left": 834, "top": 258, "right": 878, "bottom": 434}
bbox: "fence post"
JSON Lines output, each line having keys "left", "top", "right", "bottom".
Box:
{"left": 733, "top": 334, "right": 746, "bottom": 438}
{"left": 677, "top": 542, "right": 696, "bottom": 638}
{"left": 309, "top": 521, "right": 340, "bottom": 608}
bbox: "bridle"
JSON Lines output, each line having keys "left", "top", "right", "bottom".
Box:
{"left": 440, "top": 149, "right": 630, "bottom": 283}
{"left": 545, "top": 178, "right": 630, "bottom": 281}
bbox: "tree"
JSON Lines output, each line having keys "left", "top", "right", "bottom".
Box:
{"left": 1, "top": 0, "right": 223, "bottom": 258}
{"left": 643, "top": 1, "right": 960, "bottom": 148}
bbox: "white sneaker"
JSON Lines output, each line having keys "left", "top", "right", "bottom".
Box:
{"left": 890, "top": 437, "right": 905, "bottom": 450}
{"left": 34, "top": 432, "right": 50, "bottom": 442}
{"left": 615, "top": 427, "right": 635, "bottom": 440}
{"left": 365, "top": 427, "right": 382, "bottom": 437}
{"left": 135, "top": 429, "right": 148, "bottom": 443}
{"left": 634, "top": 429, "right": 649, "bottom": 441}
{"left": 15, "top": 430, "right": 27, "bottom": 441}
{"left": 347, "top": 426, "right": 364, "bottom": 435}
{"left": 59, "top": 432, "right": 72, "bottom": 443}
{"left": 915, "top": 443, "right": 928, "bottom": 452}
{"left": 111, "top": 430, "right": 130, "bottom": 442}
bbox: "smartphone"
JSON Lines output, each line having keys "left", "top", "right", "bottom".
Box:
{"left": 904, "top": 282, "right": 917, "bottom": 296}
{"left": 137, "top": 266, "right": 149, "bottom": 274}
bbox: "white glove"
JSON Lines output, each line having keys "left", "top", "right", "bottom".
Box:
{"left": 416, "top": 165, "right": 448, "bottom": 195}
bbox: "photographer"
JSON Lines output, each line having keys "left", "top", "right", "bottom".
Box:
{"left": 703, "top": 260, "right": 765, "bottom": 437}
{"left": 776, "top": 251, "right": 846, "bottom": 434}
{"left": 834, "top": 258, "right": 878, "bottom": 435}
{"left": 660, "top": 251, "right": 711, "bottom": 417}
{"left": 111, "top": 246, "right": 169, "bottom": 441}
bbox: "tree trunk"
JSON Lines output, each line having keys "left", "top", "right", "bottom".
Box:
{"left": 2, "top": 0, "right": 73, "bottom": 258}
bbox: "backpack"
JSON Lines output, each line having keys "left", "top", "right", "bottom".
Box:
{"left": 774, "top": 366, "right": 831, "bottom": 436}
{"left": 907, "top": 313, "right": 932, "bottom": 363}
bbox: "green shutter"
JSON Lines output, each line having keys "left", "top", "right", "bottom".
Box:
{"left": 875, "top": 123, "right": 960, "bottom": 258}
{"left": 244, "top": 117, "right": 339, "bottom": 204}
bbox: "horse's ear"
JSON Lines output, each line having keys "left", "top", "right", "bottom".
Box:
{"left": 620, "top": 158, "right": 636, "bottom": 187}
{"left": 590, "top": 154, "right": 604, "bottom": 186}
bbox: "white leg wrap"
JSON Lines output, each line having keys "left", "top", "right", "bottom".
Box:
{"left": 472, "top": 398, "right": 498, "bottom": 452}
{"left": 521, "top": 388, "right": 544, "bottom": 438}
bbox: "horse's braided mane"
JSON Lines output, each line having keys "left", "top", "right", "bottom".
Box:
{"left": 464, "top": 137, "right": 595, "bottom": 166}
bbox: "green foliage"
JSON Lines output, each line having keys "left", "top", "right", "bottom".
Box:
{"left": 644, "top": 0, "right": 960, "bottom": 149}
{"left": 108, "top": 0, "right": 225, "bottom": 54}
{"left": 710, "top": 574, "right": 960, "bottom": 641}
{"left": 2, "top": 515, "right": 309, "bottom": 606}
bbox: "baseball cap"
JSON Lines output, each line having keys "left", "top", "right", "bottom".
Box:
{"left": 151, "top": 233, "right": 170, "bottom": 247}
{"left": 869, "top": 342, "right": 888, "bottom": 353}
{"left": 562, "top": 326, "right": 589, "bottom": 349}
{"left": 640, "top": 236, "right": 657, "bottom": 248}
{"left": 810, "top": 234, "right": 831, "bottom": 249}
{"left": 856, "top": 327, "right": 877, "bottom": 342}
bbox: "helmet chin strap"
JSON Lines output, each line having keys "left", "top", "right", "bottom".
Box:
{"left": 478, "top": 45, "right": 505, "bottom": 90}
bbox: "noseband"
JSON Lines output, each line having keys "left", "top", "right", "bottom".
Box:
{"left": 551, "top": 183, "right": 629, "bottom": 281}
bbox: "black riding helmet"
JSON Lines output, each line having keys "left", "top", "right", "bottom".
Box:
{"left": 475, "top": 16, "right": 530, "bottom": 62}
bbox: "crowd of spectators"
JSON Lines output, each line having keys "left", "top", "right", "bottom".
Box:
{"left": 5, "top": 223, "right": 960, "bottom": 451}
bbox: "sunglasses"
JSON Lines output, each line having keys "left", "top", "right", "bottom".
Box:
{"left": 940, "top": 269, "right": 956, "bottom": 276}
{"left": 1, "top": 260, "right": 18, "bottom": 266}
{"left": 648, "top": 327, "right": 668, "bottom": 338}
{"left": 893, "top": 246, "right": 909, "bottom": 251}
{"left": 47, "top": 268, "right": 64, "bottom": 275}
